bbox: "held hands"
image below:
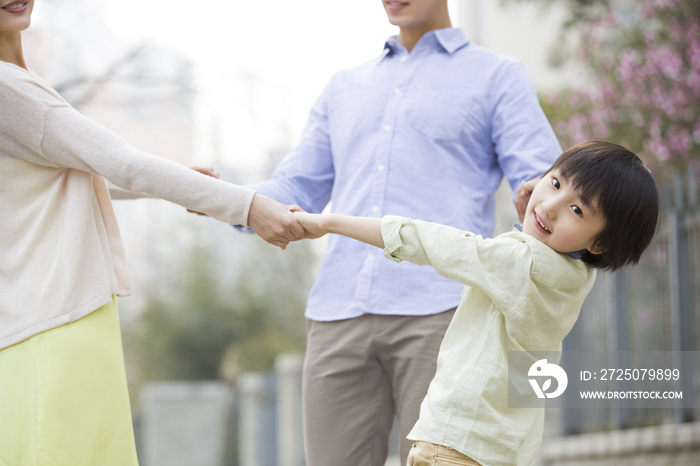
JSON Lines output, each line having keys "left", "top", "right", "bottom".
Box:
{"left": 293, "top": 211, "right": 328, "bottom": 239}
{"left": 248, "top": 194, "right": 306, "bottom": 250}
{"left": 187, "top": 165, "right": 306, "bottom": 249}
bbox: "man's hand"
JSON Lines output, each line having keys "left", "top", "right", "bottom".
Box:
{"left": 515, "top": 177, "right": 540, "bottom": 222}
{"left": 248, "top": 194, "right": 306, "bottom": 249}
{"left": 293, "top": 212, "right": 328, "bottom": 239}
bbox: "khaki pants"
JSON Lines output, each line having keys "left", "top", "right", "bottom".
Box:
{"left": 407, "top": 441, "right": 481, "bottom": 466}
{"left": 303, "top": 310, "right": 456, "bottom": 466}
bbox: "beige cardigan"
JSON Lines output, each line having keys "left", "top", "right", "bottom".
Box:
{"left": 0, "top": 62, "right": 256, "bottom": 349}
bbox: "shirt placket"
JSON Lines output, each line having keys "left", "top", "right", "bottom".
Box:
{"left": 353, "top": 48, "right": 422, "bottom": 313}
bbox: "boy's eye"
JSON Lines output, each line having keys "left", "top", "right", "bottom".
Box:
{"left": 551, "top": 177, "right": 560, "bottom": 189}
{"left": 572, "top": 205, "right": 583, "bottom": 216}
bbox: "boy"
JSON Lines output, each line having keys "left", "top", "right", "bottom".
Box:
{"left": 294, "top": 141, "right": 659, "bottom": 466}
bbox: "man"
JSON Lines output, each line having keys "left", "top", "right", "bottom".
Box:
{"left": 244, "top": 1, "right": 560, "bottom": 464}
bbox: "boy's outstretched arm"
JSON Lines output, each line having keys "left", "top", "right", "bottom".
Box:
{"left": 295, "top": 212, "right": 384, "bottom": 249}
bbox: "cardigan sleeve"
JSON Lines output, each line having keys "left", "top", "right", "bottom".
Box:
{"left": 41, "top": 104, "right": 255, "bottom": 226}
{"left": 0, "top": 74, "right": 255, "bottom": 226}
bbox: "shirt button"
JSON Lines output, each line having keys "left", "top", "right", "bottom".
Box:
{"left": 367, "top": 251, "right": 374, "bottom": 259}
{"left": 383, "top": 125, "right": 391, "bottom": 132}
{"left": 372, "top": 206, "right": 379, "bottom": 213}
{"left": 377, "top": 164, "right": 385, "bottom": 172}
{"left": 400, "top": 56, "right": 408, "bottom": 62}
{"left": 394, "top": 88, "right": 401, "bottom": 95}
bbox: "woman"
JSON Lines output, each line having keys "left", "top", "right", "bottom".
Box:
{"left": 0, "top": 1, "right": 304, "bottom": 464}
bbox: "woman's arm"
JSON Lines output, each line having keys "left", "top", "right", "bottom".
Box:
{"left": 0, "top": 74, "right": 304, "bottom": 248}
{"left": 295, "top": 212, "right": 383, "bottom": 249}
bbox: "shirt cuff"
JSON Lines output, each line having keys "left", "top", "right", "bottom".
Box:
{"left": 381, "top": 215, "right": 410, "bottom": 263}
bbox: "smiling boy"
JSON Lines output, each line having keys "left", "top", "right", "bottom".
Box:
{"left": 294, "top": 141, "right": 659, "bottom": 466}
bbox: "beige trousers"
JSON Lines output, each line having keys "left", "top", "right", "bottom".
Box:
{"left": 407, "top": 441, "right": 481, "bottom": 466}
{"left": 302, "top": 310, "right": 456, "bottom": 466}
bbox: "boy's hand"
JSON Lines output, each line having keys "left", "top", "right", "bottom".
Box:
{"left": 294, "top": 212, "right": 328, "bottom": 239}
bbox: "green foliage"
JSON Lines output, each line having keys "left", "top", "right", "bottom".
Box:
{"left": 503, "top": 0, "right": 610, "bottom": 28}
{"left": 124, "top": 220, "right": 314, "bottom": 383}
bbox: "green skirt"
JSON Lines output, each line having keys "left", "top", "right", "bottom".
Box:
{"left": 0, "top": 296, "right": 139, "bottom": 466}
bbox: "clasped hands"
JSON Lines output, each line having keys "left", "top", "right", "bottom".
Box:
{"left": 190, "top": 166, "right": 538, "bottom": 250}
{"left": 189, "top": 166, "right": 326, "bottom": 250}
{"left": 249, "top": 201, "right": 328, "bottom": 249}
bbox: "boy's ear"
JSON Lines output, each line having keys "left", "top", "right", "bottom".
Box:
{"left": 587, "top": 244, "right": 608, "bottom": 255}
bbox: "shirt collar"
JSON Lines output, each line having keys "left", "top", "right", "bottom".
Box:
{"left": 383, "top": 27, "right": 470, "bottom": 56}
{"left": 434, "top": 27, "right": 470, "bottom": 54}
{"left": 511, "top": 223, "right": 585, "bottom": 260}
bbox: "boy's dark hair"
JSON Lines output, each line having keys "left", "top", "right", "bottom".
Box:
{"left": 544, "top": 141, "right": 659, "bottom": 271}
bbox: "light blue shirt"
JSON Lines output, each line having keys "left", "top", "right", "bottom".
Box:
{"left": 247, "top": 28, "right": 561, "bottom": 321}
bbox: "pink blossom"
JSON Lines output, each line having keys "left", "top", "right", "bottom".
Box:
{"left": 565, "top": 114, "right": 590, "bottom": 145}
{"left": 599, "top": 79, "right": 618, "bottom": 102}
{"left": 545, "top": 94, "right": 560, "bottom": 107}
{"left": 554, "top": 121, "right": 567, "bottom": 134}
{"left": 542, "top": 0, "right": 699, "bottom": 175}
{"left": 616, "top": 49, "right": 640, "bottom": 82}
{"left": 567, "top": 92, "right": 581, "bottom": 108}
{"left": 669, "top": 88, "right": 691, "bottom": 118}
{"left": 638, "top": 3, "right": 655, "bottom": 19}
{"left": 643, "top": 137, "right": 671, "bottom": 162}
{"left": 644, "top": 29, "right": 659, "bottom": 47}
{"left": 577, "top": 45, "right": 590, "bottom": 59}
{"left": 686, "top": 22, "right": 700, "bottom": 46}
{"left": 602, "top": 56, "right": 615, "bottom": 71}
{"left": 669, "top": 18, "right": 683, "bottom": 44}
{"left": 667, "top": 126, "right": 692, "bottom": 158}
{"left": 693, "top": 118, "right": 700, "bottom": 143}
{"left": 650, "top": 80, "right": 670, "bottom": 113}
{"left": 604, "top": 12, "right": 621, "bottom": 28}
{"left": 647, "top": 45, "right": 683, "bottom": 80}
{"left": 649, "top": 116, "right": 663, "bottom": 139}
{"left": 652, "top": 0, "right": 680, "bottom": 11}
{"left": 685, "top": 70, "right": 700, "bottom": 94}
{"left": 687, "top": 39, "right": 700, "bottom": 70}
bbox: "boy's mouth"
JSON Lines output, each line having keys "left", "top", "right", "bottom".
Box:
{"left": 534, "top": 212, "right": 551, "bottom": 234}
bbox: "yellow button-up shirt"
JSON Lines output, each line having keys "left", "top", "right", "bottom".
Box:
{"left": 381, "top": 216, "right": 596, "bottom": 466}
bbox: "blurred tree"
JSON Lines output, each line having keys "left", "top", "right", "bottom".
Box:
{"left": 123, "top": 220, "right": 315, "bottom": 384}
{"left": 531, "top": 0, "right": 700, "bottom": 183}
{"left": 504, "top": 0, "right": 610, "bottom": 27}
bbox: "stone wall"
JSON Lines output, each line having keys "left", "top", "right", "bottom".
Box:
{"left": 541, "top": 422, "right": 700, "bottom": 466}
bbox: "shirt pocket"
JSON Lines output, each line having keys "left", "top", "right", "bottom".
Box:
{"left": 403, "top": 89, "right": 472, "bottom": 141}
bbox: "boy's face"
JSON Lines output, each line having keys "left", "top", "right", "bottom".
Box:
{"left": 522, "top": 170, "right": 607, "bottom": 255}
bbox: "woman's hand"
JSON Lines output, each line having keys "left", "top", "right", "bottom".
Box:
{"left": 247, "top": 194, "right": 306, "bottom": 249}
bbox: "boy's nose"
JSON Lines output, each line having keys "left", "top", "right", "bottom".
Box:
{"left": 542, "top": 202, "right": 557, "bottom": 220}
